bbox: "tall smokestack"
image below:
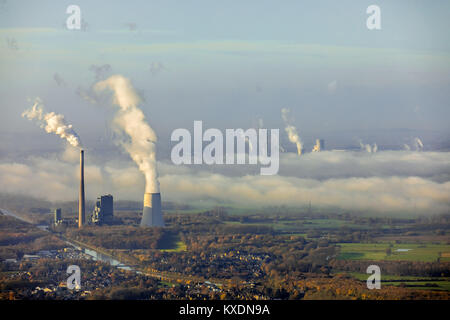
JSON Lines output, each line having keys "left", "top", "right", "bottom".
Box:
{"left": 78, "top": 150, "right": 85, "bottom": 228}
{"left": 141, "top": 193, "right": 164, "bottom": 227}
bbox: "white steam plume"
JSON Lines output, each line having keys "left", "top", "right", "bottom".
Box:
{"left": 359, "top": 140, "right": 377, "bottom": 153}
{"left": 312, "top": 140, "right": 322, "bottom": 152}
{"left": 372, "top": 143, "right": 378, "bottom": 153}
{"left": 94, "top": 75, "right": 160, "bottom": 193}
{"left": 414, "top": 137, "right": 424, "bottom": 151}
{"left": 281, "top": 108, "right": 303, "bottom": 155}
{"left": 22, "top": 98, "right": 82, "bottom": 148}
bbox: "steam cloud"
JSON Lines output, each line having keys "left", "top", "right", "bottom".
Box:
{"left": 22, "top": 98, "right": 82, "bottom": 148}
{"left": 373, "top": 144, "right": 378, "bottom": 153}
{"left": 94, "top": 75, "right": 160, "bottom": 193}
{"left": 414, "top": 137, "right": 424, "bottom": 151}
{"left": 281, "top": 108, "right": 303, "bottom": 155}
{"left": 403, "top": 137, "right": 423, "bottom": 152}
{"left": 312, "top": 140, "right": 322, "bottom": 152}
{"left": 359, "top": 140, "right": 378, "bottom": 153}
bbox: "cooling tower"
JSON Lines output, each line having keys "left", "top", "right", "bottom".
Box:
{"left": 140, "top": 193, "right": 164, "bottom": 227}
{"left": 78, "top": 149, "right": 85, "bottom": 228}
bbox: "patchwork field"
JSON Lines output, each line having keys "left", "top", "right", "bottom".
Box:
{"left": 160, "top": 240, "right": 187, "bottom": 253}
{"left": 224, "top": 218, "right": 369, "bottom": 233}
{"left": 344, "top": 272, "right": 450, "bottom": 291}
{"left": 337, "top": 243, "right": 450, "bottom": 262}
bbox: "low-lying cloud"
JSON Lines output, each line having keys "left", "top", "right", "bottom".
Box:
{"left": 0, "top": 149, "right": 449, "bottom": 215}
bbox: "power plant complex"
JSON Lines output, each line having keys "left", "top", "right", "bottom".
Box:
{"left": 75, "top": 149, "right": 164, "bottom": 228}
{"left": 24, "top": 76, "right": 165, "bottom": 229}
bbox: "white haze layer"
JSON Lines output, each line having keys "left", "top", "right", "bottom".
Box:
{"left": 94, "top": 75, "right": 160, "bottom": 193}
{"left": 22, "top": 98, "right": 82, "bottom": 148}
{"left": 0, "top": 149, "right": 449, "bottom": 215}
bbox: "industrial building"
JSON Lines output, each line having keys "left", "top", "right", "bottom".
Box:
{"left": 54, "top": 208, "right": 62, "bottom": 225}
{"left": 91, "top": 194, "right": 114, "bottom": 225}
{"left": 52, "top": 208, "right": 77, "bottom": 227}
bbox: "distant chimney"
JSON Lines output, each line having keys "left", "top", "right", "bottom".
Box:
{"left": 78, "top": 150, "right": 85, "bottom": 228}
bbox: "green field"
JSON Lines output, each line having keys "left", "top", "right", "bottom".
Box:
{"left": 383, "top": 281, "right": 450, "bottom": 291}
{"left": 301, "top": 219, "right": 370, "bottom": 230}
{"left": 342, "top": 272, "right": 450, "bottom": 291}
{"left": 224, "top": 218, "right": 369, "bottom": 233}
{"left": 224, "top": 220, "right": 297, "bottom": 232}
{"left": 157, "top": 232, "right": 188, "bottom": 253}
{"left": 160, "top": 240, "right": 187, "bottom": 253}
{"left": 337, "top": 243, "right": 450, "bottom": 262}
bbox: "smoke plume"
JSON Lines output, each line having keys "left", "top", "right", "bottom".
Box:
{"left": 281, "top": 108, "right": 303, "bottom": 155}
{"left": 94, "top": 75, "right": 160, "bottom": 193}
{"left": 414, "top": 137, "right": 424, "bottom": 151}
{"left": 22, "top": 98, "right": 82, "bottom": 148}
{"left": 312, "top": 140, "right": 321, "bottom": 152}
{"left": 359, "top": 140, "right": 377, "bottom": 153}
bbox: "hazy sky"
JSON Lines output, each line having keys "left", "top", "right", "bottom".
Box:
{"left": 0, "top": 1, "right": 449, "bottom": 213}
{"left": 1, "top": 0, "right": 449, "bottom": 156}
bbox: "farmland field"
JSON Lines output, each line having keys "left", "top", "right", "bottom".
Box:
{"left": 342, "top": 272, "right": 450, "bottom": 291}
{"left": 160, "top": 240, "right": 187, "bottom": 253}
{"left": 223, "top": 218, "right": 369, "bottom": 233}
{"left": 337, "top": 243, "right": 450, "bottom": 262}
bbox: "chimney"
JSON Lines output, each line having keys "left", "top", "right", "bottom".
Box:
{"left": 78, "top": 149, "right": 85, "bottom": 228}
{"left": 140, "top": 193, "right": 164, "bottom": 227}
